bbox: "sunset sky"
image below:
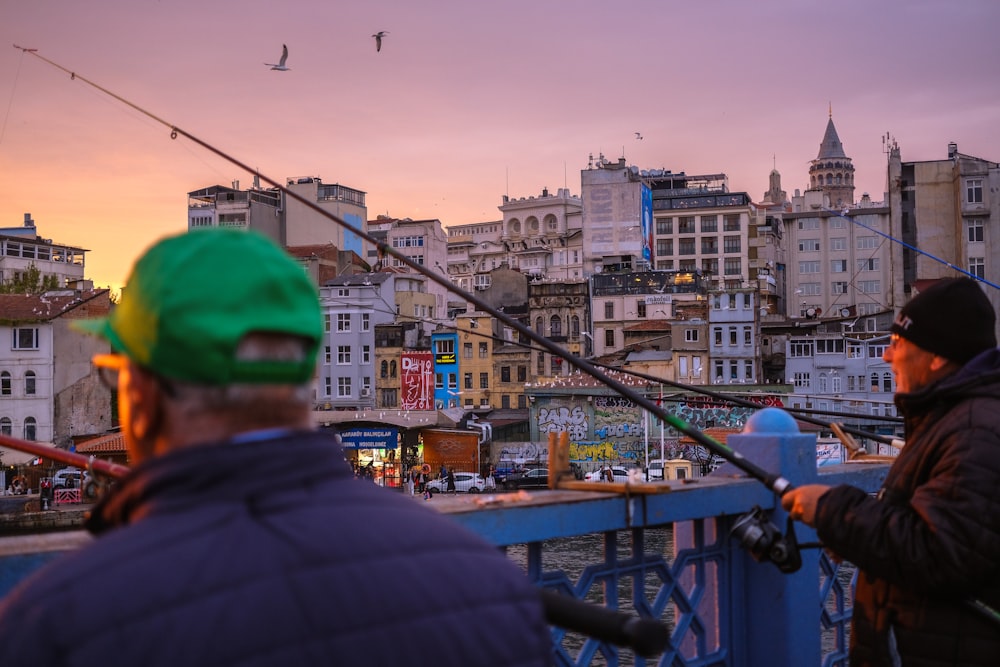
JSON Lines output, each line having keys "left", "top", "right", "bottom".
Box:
{"left": 2, "top": 0, "right": 998, "bottom": 291}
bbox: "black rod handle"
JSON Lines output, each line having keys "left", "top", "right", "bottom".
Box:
{"left": 540, "top": 589, "right": 670, "bottom": 657}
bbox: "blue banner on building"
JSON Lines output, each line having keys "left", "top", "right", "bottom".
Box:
{"left": 339, "top": 427, "right": 399, "bottom": 449}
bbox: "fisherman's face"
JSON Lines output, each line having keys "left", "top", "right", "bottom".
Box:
{"left": 883, "top": 333, "right": 944, "bottom": 394}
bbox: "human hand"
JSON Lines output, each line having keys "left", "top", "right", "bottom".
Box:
{"left": 780, "top": 484, "right": 830, "bottom": 527}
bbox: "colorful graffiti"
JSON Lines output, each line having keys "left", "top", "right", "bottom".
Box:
{"left": 537, "top": 404, "right": 589, "bottom": 441}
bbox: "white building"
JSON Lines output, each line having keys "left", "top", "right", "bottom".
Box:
{"left": 0, "top": 289, "right": 113, "bottom": 464}
{"left": 0, "top": 214, "right": 88, "bottom": 289}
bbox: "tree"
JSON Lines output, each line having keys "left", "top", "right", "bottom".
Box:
{"left": 0, "top": 264, "right": 61, "bottom": 294}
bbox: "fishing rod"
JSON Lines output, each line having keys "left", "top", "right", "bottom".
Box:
{"left": 588, "top": 360, "right": 904, "bottom": 447}
{"left": 13, "top": 46, "right": 804, "bottom": 574}
{"left": 827, "top": 206, "right": 1000, "bottom": 291}
{"left": 373, "top": 302, "right": 903, "bottom": 452}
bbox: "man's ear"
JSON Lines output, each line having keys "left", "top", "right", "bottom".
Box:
{"left": 929, "top": 355, "right": 959, "bottom": 374}
{"left": 124, "top": 364, "right": 165, "bottom": 461}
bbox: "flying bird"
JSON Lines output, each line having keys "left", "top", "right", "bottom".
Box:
{"left": 265, "top": 44, "right": 290, "bottom": 71}
{"left": 372, "top": 31, "right": 389, "bottom": 52}
{"left": 635, "top": 132, "right": 643, "bottom": 140}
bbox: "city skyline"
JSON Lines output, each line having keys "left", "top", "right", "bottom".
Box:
{"left": 2, "top": 0, "right": 998, "bottom": 290}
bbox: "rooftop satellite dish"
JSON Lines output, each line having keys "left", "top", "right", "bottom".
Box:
{"left": 840, "top": 307, "right": 851, "bottom": 317}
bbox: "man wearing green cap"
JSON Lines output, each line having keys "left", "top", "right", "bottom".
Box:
{"left": 0, "top": 229, "right": 553, "bottom": 667}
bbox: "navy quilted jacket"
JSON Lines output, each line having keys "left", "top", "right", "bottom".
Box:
{"left": 0, "top": 431, "right": 554, "bottom": 666}
{"left": 816, "top": 348, "right": 1000, "bottom": 666}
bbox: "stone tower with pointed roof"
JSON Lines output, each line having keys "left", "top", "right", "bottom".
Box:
{"left": 808, "top": 110, "right": 855, "bottom": 208}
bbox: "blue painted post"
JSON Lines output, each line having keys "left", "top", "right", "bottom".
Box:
{"left": 723, "top": 407, "right": 822, "bottom": 667}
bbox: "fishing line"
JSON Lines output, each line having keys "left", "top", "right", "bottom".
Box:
{"left": 828, "top": 206, "right": 1000, "bottom": 291}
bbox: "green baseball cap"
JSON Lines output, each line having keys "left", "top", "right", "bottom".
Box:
{"left": 74, "top": 229, "right": 322, "bottom": 385}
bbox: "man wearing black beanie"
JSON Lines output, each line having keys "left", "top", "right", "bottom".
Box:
{"left": 783, "top": 277, "right": 1000, "bottom": 666}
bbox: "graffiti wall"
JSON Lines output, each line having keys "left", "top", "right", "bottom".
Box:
{"left": 530, "top": 393, "right": 788, "bottom": 465}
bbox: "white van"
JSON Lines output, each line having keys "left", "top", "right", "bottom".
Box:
{"left": 647, "top": 458, "right": 694, "bottom": 481}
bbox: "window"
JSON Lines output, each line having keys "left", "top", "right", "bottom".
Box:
{"left": 324, "top": 314, "right": 331, "bottom": 332}
{"left": 678, "top": 238, "right": 696, "bottom": 255}
{"left": 435, "top": 339, "right": 455, "bottom": 355}
{"left": 832, "top": 281, "right": 848, "bottom": 295}
{"left": 362, "top": 313, "right": 370, "bottom": 331}
{"left": 501, "top": 366, "right": 511, "bottom": 382}
{"left": 604, "top": 302, "right": 614, "bottom": 319}
{"left": 702, "top": 258, "right": 718, "bottom": 275}
{"left": 12, "top": 328, "right": 38, "bottom": 350}
{"left": 848, "top": 342, "right": 863, "bottom": 358}
{"left": 337, "top": 346, "right": 351, "bottom": 364}
{"left": 23, "top": 416, "right": 36, "bottom": 441}
{"left": 967, "top": 178, "right": 983, "bottom": 204}
{"left": 797, "top": 219, "right": 820, "bottom": 230}
{"left": 831, "top": 259, "right": 847, "bottom": 273}
{"left": 858, "top": 280, "right": 881, "bottom": 294}
{"left": 799, "top": 261, "right": 821, "bottom": 274}
{"left": 636, "top": 302, "right": 647, "bottom": 318}
{"left": 701, "top": 237, "right": 718, "bottom": 254}
{"left": 799, "top": 239, "right": 820, "bottom": 252}
{"left": 656, "top": 239, "right": 673, "bottom": 256}
{"left": 967, "top": 218, "right": 985, "bottom": 242}
{"left": 869, "top": 342, "right": 888, "bottom": 358}
{"left": 463, "top": 342, "right": 473, "bottom": 359}
{"left": 745, "top": 360, "right": 753, "bottom": 381}
{"left": 700, "top": 215, "right": 718, "bottom": 232}
{"left": 517, "top": 366, "right": 527, "bottom": 382}
{"left": 656, "top": 218, "right": 672, "bottom": 234}
{"left": 324, "top": 346, "right": 332, "bottom": 364}
{"left": 800, "top": 282, "right": 821, "bottom": 296}
{"left": 480, "top": 373, "right": 489, "bottom": 389}
{"left": 832, "top": 375, "right": 842, "bottom": 393}
{"left": 605, "top": 329, "right": 615, "bottom": 348}
{"left": 0, "top": 371, "right": 9, "bottom": 396}
{"left": 337, "top": 288, "right": 350, "bottom": 297}
{"left": 337, "top": 377, "right": 352, "bottom": 397}
{"left": 464, "top": 373, "right": 473, "bottom": 389}
{"left": 724, "top": 258, "right": 741, "bottom": 275}
{"left": 970, "top": 257, "right": 985, "bottom": 279}
{"left": 0, "top": 417, "right": 9, "bottom": 436}
{"left": 435, "top": 373, "right": 444, "bottom": 389}
{"left": 790, "top": 341, "right": 814, "bottom": 357}
{"left": 830, "top": 237, "right": 847, "bottom": 251}
{"left": 381, "top": 388, "right": 398, "bottom": 408}
{"left": 729, "top": 327, "right": 737, "bottom": 346}
{"left": 883, "top": 372, "right": 893, "bottom": 393}
{"left": 793, "top": 372, "right": 811, "bottom": 388}
{"left": 448, "top": 373, "right": 458, "bottom": 389}
{"left": 713, "top": 327, "right": 722, "bottom": 345}
{"left": 723, "top": 236, "right": 741, "bottom": 253}
{"left": 685, "top": 328, "right": 699, "bottom": 343}
{"left": 361, "top": 347, "right": 371, "bottom": 365}
{"left": 390, "top": 360, "right": 397, "bottom": 378}
{"left": 550, "top": 315, "right": 562, "bottom": 337}
{"left": 479, "top": 342, "right": 488, "bottom": 358}
{"left": 856, "top": 236, "right": 878, "bottom": 250}
{"left": 723, "top": 214, "right": 741, "bottom": 231}
{"left": 743, "top": 326, "right": 752, "bottom": 346}
{"left": 816, "top": 339, "right": 845, "bottom": 354}
{"left": 857, "top": 258, "right": 880, "bottom": 271}
{"left": 571, "top": 316, "right": 580, "bottom": 337}
{"left": 380, "top": 360, "right": 388, "bottom": 378}
{"left": 336, "top": 314, "right": 351, "bottom": 332}
{"left": 678, "top": 216, "right": 696, "bottom": 233}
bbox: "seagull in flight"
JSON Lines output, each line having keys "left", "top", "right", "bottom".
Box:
{"left": 265, "top": 44, "right": 290, "bottom": 71}
{"left": 372, "top": 31, "right": 389, "bottom": 52}
{"left": 635, "top": 132, "right": 643, "bottom": 140}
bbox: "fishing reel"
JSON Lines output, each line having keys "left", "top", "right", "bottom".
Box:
{"left": 730, "top": 505, "right": 802, "bottom": 573}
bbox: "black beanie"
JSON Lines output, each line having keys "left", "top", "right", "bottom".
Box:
{"left": 891, "top": 277, "right": 997, "bottom": 364}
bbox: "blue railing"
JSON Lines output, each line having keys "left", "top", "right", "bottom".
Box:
{"left": 0, "top": 411, "right": 888, "bottom": 666}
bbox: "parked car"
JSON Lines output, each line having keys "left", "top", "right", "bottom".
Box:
{"left": 425, "top": 472, "right": 486, "bottom": 495}
{"left": 52, "top": 468, "right": 84, "bottom": 490}
{"left": 583, "top": 466, "right": 633, "bottom": 483}
{"left": 504, "top": 468, "right": 549, "bottom": 490}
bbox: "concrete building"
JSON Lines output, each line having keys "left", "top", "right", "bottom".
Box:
{"left": 888, "top": 140, "right": 1000, "bottom": 331}
{"left": 187, "top": 176, "right": 367, "bottom": 256}
{"left": 708, "top": 288, "right": 760, "bottom": 385}
{"left": 0, "top": 214, "right": 88, "bottom": 289}
{"left": 0, "top": 289, "right": 113, "bottom": 464}
{"left": 372, "top": 216, "right": 450, "bottom": 330}
{"left": 317, "top": 273, "right": 396, "bottom": 410}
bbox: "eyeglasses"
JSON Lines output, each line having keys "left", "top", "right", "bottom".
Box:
{"left": 92, "top": 354, "right": 128, "bottom": 392}
{"left": 92, "top": 353, "right": 178, "bottom": 397}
